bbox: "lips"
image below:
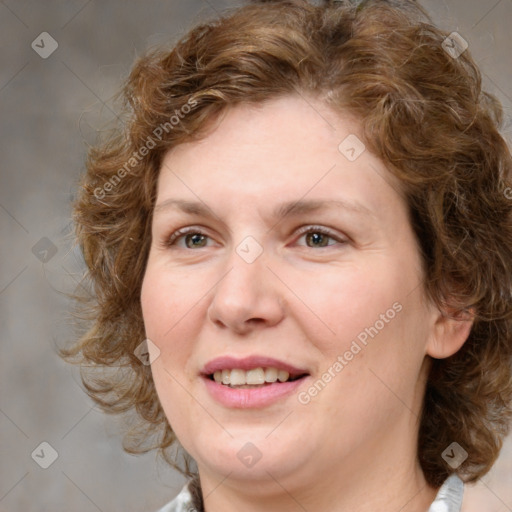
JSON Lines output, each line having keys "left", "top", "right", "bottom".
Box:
{"left": 200, "top": 355, "right": 310, "bottom": 408}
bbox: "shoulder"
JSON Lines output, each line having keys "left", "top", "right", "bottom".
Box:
{"left": 155, "top": 481, "right": 195, "bottom": 512}
{"left": 428, "top": 474, "right": 465, "bottom": 512}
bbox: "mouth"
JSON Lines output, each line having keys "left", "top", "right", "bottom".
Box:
{"left": 200, "top": 355, "right": 311, "bottom": 408}
{"left": 200, "top": 355, "right": 310, "bottom": 392}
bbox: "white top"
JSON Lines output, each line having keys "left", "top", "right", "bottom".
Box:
{"left": 156, "top": 473, "right": 464, "bottom": 512}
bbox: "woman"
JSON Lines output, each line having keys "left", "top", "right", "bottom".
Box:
{"left": 62, "top": 0, "right": 512, "bottom": 511}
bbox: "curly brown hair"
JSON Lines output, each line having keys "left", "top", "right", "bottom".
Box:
{"left": 61, "top": 0, "right": 512, "bottom": 489}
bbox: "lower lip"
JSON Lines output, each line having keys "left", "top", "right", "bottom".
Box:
{"left": 201, "top": 376, "right": 308, "bottom": 408}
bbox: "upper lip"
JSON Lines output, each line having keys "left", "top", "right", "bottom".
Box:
{"left": 201, "top": 355, "right": 309, "bottom": 378}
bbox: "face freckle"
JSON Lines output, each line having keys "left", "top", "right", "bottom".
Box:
{"left": 140, "top": 94, "right": 436, "bottom": 495}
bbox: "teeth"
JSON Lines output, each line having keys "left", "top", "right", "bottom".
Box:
{"left": 212, "top": 367, "right": 292, "bottom": 386}
{"left": 230, "top": 369, "right": 245, "bottom": 386}
{"left": 246, "top": 368, "right": 265, "bottom": 385}
{"left": 277, "top": 370, "right": 290, "bottom": 382}
{"left": 264, "top": 367, "right": 278, "bottom": 383}
{"left": 221, "top": 369, "right": 230, "bottom": 385}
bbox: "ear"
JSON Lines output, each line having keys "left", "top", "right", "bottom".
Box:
{"left": 426, "top": 304, "right": 475, "bottom": 359}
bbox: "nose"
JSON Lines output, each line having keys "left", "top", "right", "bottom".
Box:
{"left": 207, "top": 248, "right": 285, "bottom": 335}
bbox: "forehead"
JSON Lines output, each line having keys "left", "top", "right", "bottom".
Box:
{"left": 154, "top": 95, "right": 405, "bottom": 221}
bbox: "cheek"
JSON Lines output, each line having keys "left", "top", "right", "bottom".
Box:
{"left": 141, "top": 268, "right": 198, "bottom": 427}
{"left": 308, "top": 260, "right": 426, "bottom": 386}
{"left": 140, "top": 269, "right": 166, "bottom": 341}
{"left": 141, "top": 262, "right": 206, "bottom": 377}
{"left": 141, "top": 263, "right": 192, "bottom": 340}
{"left": 295, "top": 263, "right": 400, "bottom": 354}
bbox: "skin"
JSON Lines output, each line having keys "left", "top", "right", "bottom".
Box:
{"left": 140, "top": 95, "right": 473, "bottom": 512}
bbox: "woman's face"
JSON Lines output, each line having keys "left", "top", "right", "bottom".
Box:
{"left": 141, "top": 95, "right": 441, "bottom": 491}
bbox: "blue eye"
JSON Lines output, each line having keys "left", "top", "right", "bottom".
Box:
{"left": 163, "top": 225, "right": 346, "bottom": 250}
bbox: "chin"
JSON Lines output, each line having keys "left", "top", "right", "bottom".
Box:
{"left": 192, "top": 435, "right": 309, "bottom": 483}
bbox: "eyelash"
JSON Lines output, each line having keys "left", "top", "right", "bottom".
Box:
{"left": 162, "top": 225, "right": 347, "bottom": 250}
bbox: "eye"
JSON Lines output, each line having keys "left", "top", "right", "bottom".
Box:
{"left": 162, "top": 225, "right": 346, "bottom": 250}
{"left": 294, "top": 225, "right": 347, "bottom": 249}
{"left": 164, "top": 227, "right": 212, "bottom": 249}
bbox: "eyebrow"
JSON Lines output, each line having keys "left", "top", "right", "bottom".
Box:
{"left": 153, "top": 198, "right": 376, "bottom": 221}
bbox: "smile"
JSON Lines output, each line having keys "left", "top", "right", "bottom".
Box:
{"left": 200, "top": 355, "right": 310, "bottom": 408}
{"left": 211, "top": 367, "right": 304, "bottom": 387}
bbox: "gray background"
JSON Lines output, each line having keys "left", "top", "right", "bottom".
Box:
{"left": 1, "top": 1, "right": 511, "bottom": 511}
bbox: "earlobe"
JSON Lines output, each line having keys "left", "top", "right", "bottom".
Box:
{"left": 426, "top": 306, "right": 475, "bottom": 359}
